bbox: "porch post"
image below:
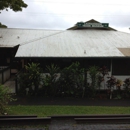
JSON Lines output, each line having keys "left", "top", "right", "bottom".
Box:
{"left": 110, "top": 59, "right": 113, "bottom": 76}
{"left": 2, "top": 69, "right": 4, "bottom": 84}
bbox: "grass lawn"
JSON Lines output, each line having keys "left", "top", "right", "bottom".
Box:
{"left": 8, "top": 105, "right": 130, "bottom": 117}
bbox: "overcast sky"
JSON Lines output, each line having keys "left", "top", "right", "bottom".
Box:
{"left": 0, "top": 0, "right": 130, "bottom": 33}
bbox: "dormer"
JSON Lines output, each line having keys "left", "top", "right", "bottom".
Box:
{"left": 67, "top": 19, "right": 116, "bottom": 31}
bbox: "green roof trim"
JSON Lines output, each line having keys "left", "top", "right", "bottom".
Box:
{"left": 67, "top": 19, "right": 117, "bottom": 31}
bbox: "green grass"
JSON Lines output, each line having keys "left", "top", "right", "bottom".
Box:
{"left": 8, "top": 105, "right": 130, "bottom": 117}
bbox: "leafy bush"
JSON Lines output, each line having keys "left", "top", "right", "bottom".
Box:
{"left": 88, "top": 66, "right": 99, "bottom": 88}
{"left": 25, "top": 62, "right": 42, "bottom": 93}
{"left": 59, "top": 62, "right": 84, "bottom": 97}
{"left": 17, "top": 62, "right": 42, "bottom": 95}
{"left": 106, "top": 76, "right": 116, "bottom": 89}
{"left": 116, "top": 79, "right": 123, "bottom": 89}
{"left": 88, "top": 66, "right": 100, "bottom": 98}
{"left": 42, "top": 64, "right": 60, "bottom": 97}
{"left": 124, "top": 78, "right": 130, "bottom": 90}
{"left": 0, "top": 85, "right": 15, "bottom": 114}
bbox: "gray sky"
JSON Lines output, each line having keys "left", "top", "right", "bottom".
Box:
{"left": 0, "top": 0, "right": 130, "bottom": 33}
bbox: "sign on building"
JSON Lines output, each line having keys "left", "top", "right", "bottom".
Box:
{"left": 76, "top": 22, "right": 109, "bottom": 28}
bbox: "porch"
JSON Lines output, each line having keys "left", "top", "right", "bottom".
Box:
{"left": 3, "top": 75, "right": 15, "bottom": 93}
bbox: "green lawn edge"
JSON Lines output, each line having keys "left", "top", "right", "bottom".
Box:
{"left": 8, "top": 105, "right": 130, "bottom": 117}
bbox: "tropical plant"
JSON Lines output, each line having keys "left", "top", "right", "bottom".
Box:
{"left": 88, "top": 66, "right": 100, "bottom": 97}
{"left": 17, "top": 72, "right": 31, "bottom": 95}
{"left": 17, "top": 62, "right": 42, "bottom": 95}
{"left": 97, "top": 74, "right": 104, "bottom": 90}
{"left": 106, "top": 76, "right": 116, "bottom": 99}
{"left": 99, "top": 66, "right": 109, "bottom": 77}
{"left": 123, "top": 78, "right": 130, "bottom": 98}
{"left": 0, "top": 85, "right": 15, "bottom": 114}
{"left": 116, "top": 79, "right": 123, "bottom": 90}
{"left": 88, "top": 66, "right": 99, "bottom": 88}
{"left": 106, "top": 76, "right": 116, "bottom": 89}
{"left": 25, "top": 62, "right": 42, "bottom": 94}
{"left": 43, "top": 64, "right": 60, "bottom": 97}
{"left": 123, "top": 78, "right": 130, "bottom": 90}
{"left": 99, "top": 66, "right": 109, "bottom": 88}
{"left": 59, "top": 62, "right": 84, "bottom": 97}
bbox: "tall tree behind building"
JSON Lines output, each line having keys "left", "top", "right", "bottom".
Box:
{"left": 0, "top": 23, "right": 7, "bottom": 28}
{"left": 0, "top": 0, "right": 28, "bottom": 27}
{"left": 0, "top": 0, "right": 27, "bottom": 12}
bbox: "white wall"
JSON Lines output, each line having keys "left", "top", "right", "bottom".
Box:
{"left": 87, "top": 71, "right": 130, "bottom": 90}
{"left": 113, "top": 75, "right": 130, "bottom": 89}
{"left": 3, "top": 68, "right": 10, "bottom": 83}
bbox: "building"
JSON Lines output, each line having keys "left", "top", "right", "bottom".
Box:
{"left": 0, "top": 19, "right": 130, "bottom": 89}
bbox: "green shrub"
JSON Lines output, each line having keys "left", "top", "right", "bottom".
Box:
{"left": 43, "top": 64, "right": 60, "bottom": 97}
{"left": 59, "top": 62, "right": 84, "bottom": 97}
{"left": 0, "top": 85, "right": 15, "bottom": 114}
{"left": 17, "top": 62, "right": 42, "bottom": 95}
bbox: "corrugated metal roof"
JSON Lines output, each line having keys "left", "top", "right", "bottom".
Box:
{"left": 0, "top": 28, "right": 130, "bottom": 57}
{"left": 0, "top": 28, "right": 61, "bottom": 47}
